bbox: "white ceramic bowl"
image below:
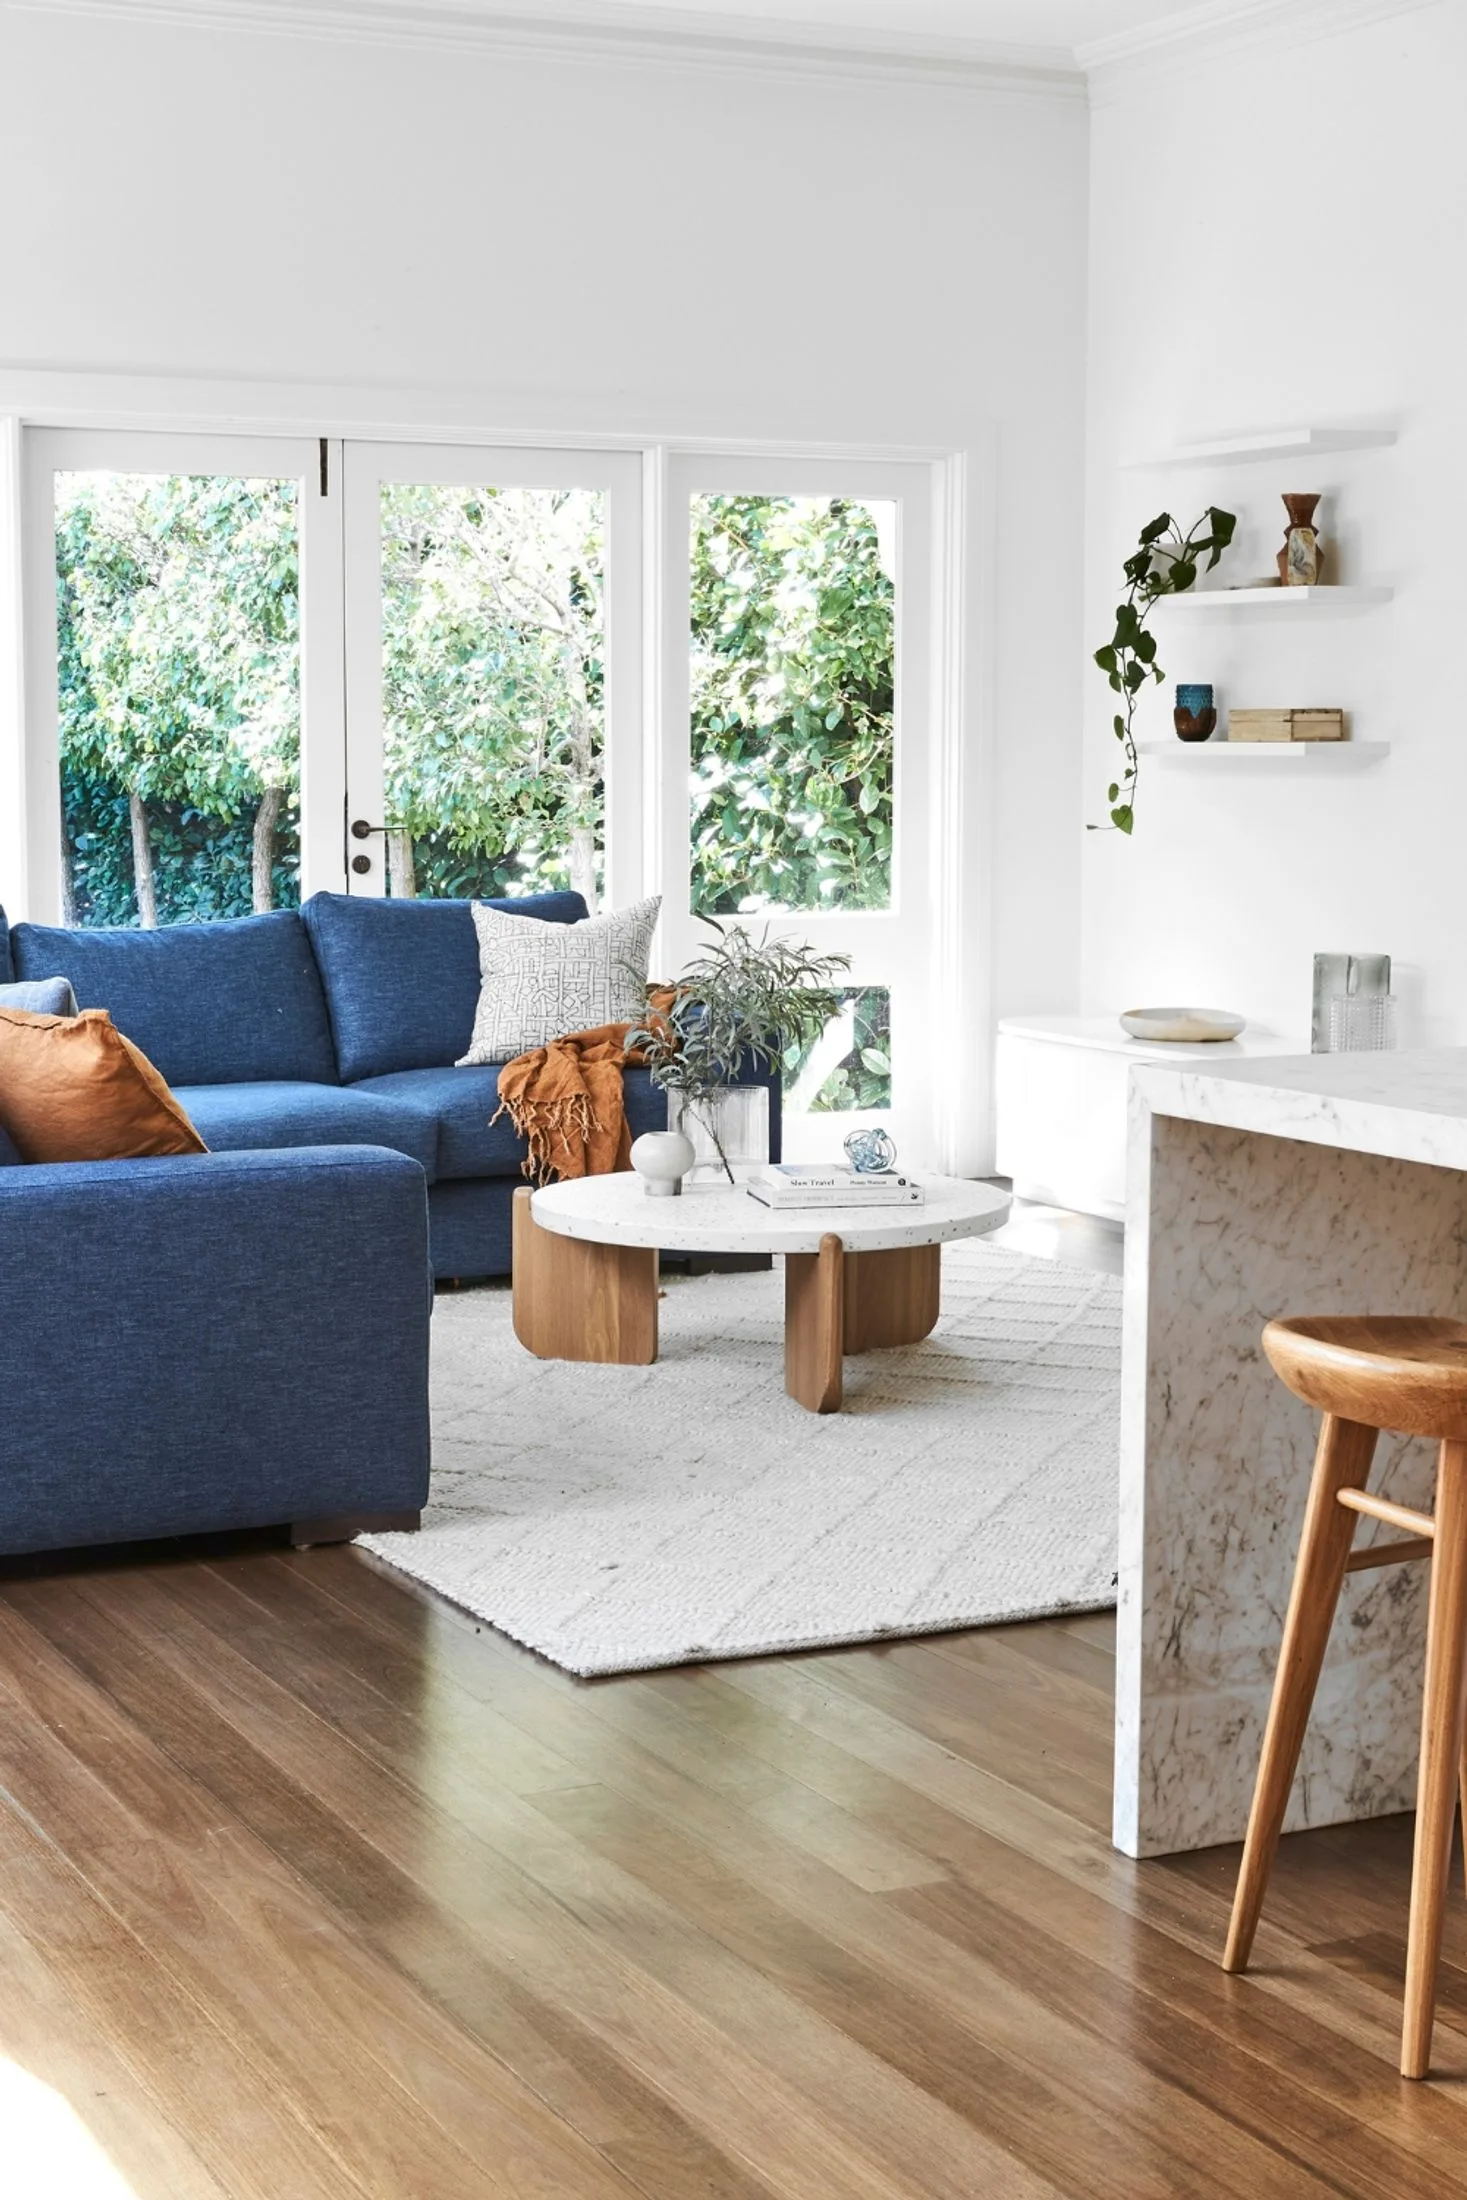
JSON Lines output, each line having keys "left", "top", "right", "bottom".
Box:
{"left": 1119, "top": 1006, "right": 1246, "bottom": 1043}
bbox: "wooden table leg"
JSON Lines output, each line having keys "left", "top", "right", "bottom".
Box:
{"left": 784, "top": 1233, "right": 845, "bottom": 1412}
{"left": 843, "top": 1243, "right": 941, "bottom": 1353}
{"left": 511, "top": 1187, "right": 658, "bottom": 1365}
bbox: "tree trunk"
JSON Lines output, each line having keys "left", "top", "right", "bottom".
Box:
{"left": 570, "top": 824, "right": 597, "bottom": 913}
{"left": 59, "top": 819, "right": 79, "bottom": 928}
{"left": 252, "top": 783, "right": 282, "bottom": 913}
{"left": 387, "top": 829, "right": 416, "bottom": 899}
{"left": 128, "top": 792, "right": 158, "bottom": 929}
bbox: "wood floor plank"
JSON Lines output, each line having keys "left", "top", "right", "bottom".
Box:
{"left": 0, "top": 1592, "right": 649, "bottom": 2200}
{"left": 294, "top": 1546, "right": 1442, "bottom": 2079}
{"left": 238, "top": 1553, "right": 951, "bottom": 1895}
{"left": 939, "top": 1616, "right": 1119, "bottom": 1697}
{"left": 24, "top": 1571, "right": 790, "bottom": 2200}
{"left": 531, "top": 1779, "right": 1356, "bottom": 2200}
{"left": 795, "top": 1641, "right": 1114, "bottom": 1827}
{"left": 709, "top": 1654, "right": 1455, "bottom": 2078}
{"left": 0, "top": 1791, "right": 368, "bottom": 2200}
{"left": 45, "top": 1562, "right": 1065, "bottom": 2200}
{"left": 2, "top": 1402, "right": 1462, "bottom": 2200}
{"left": 0, "top": 1887, "right": 240, "bottom": 2200}
{"left": 190, "top": 1555, "right": 1467, "bottom": 2180}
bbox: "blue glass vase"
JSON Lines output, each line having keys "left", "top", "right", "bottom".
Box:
{"left": 1174, "top": 683, "right": 1216, "bottom": 743}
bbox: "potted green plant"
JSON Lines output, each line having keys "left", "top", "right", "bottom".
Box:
{"left": 628, "top": 920, "right": 850, "bottom": 1183}
{"left": 1093, "top": 505, "right": 1236, "bottom": 834}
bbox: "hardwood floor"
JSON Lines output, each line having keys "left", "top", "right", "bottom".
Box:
{"left": 3, "top": 1204, "right": 1466, "bottom": 2195}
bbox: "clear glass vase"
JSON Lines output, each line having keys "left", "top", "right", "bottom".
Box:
{"left": 1325, "top": 993, "right": 1398, "bottom": 1053}
{"left": 670, "top": 1087, "right": 771, "bottom": 1182}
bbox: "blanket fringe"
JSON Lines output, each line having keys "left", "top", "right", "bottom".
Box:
{"left": 492, "top": 1090, "right": 605, "bottom": 1184}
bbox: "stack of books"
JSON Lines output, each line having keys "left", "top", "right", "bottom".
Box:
{"left": 746, "top": 1163, "right": 924, "bottom": 1209}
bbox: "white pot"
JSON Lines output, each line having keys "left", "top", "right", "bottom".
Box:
{"left": 629, "top": 1128, "right": 697, "bottom": 1197}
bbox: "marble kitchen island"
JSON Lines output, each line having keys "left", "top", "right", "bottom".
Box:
{"left": 1117, "top": 1047, "right": 1467, "bottom": 1858}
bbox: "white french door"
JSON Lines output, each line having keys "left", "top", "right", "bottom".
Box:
{"left": 340, "top": 442, "right": 644, "bottom": 912}
{"left": 17, "top": 425, "right": 951, "bottom": 1170}
{"left": 660, "top": 452, "right": 938, "bottom": 1165}
{"left": 21, "top": 426, "right": 341, "bottom": 926}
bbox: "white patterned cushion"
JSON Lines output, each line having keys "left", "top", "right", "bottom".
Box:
{"left": 457, "top": 896, "right": 661, "bottom": 1063}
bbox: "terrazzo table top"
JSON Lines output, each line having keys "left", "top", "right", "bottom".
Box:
{"left": 529, "top": 1172, "right": 1012, "bottom": 1256}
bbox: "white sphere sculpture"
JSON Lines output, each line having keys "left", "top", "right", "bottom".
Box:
{"left": 630, "top": 1128, "right": 697, "bottom": 1197}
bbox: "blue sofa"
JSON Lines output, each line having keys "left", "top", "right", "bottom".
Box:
{"left": 0, "top": 890, "right": 782, "bottom": 1280}
{"left": 0, "top": 1141, "right": 432, "bottom": 1557}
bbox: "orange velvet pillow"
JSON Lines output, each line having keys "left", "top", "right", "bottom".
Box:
{"left": 0, "top": 1006, "right": 207, "bottom": 1163}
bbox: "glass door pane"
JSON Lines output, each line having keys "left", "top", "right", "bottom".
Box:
{"left": 55, "top": 468, "right": 301, "bottom": 927}
{"left": 666, "top": 455, "right": 933, "bottom": 1165}
{"left": 689, "top": 492, "right": 895, "bottom": 919}
{"left": 22, "top": 428, "right": 325, "bottom": 929}
{"left": 344, "top": 446, "right": 642, "bottom": 913}
{"left": 377, "top": 482, "right": 606, "bottom": 906}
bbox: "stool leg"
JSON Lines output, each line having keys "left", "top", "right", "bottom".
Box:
{"left": 1402, "top": 1440, "right": 1467, "bottom": 2080}
{"left": 1224, "top": 1414, "right": 1379, "bottom": 1975}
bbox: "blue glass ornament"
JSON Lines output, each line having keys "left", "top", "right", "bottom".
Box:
{"left": 843, "top": 1127, "right": 897, "bottom": 1174}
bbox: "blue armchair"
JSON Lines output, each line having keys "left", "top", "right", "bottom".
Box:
{"left": 0, "top": 1143, "right": 431, "bottom": 1557}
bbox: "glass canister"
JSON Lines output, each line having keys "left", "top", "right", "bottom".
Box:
{"left": 1326, "top": 993, "right": 1398, "bottom": 1053}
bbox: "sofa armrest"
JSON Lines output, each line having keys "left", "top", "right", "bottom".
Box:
{"left": 0, "top": 1145, "right": 432, "bottom": 1554}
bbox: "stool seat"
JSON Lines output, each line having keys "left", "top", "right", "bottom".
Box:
{"left": 1263, "top": 1316, "right": 1467, "bottom": 1442}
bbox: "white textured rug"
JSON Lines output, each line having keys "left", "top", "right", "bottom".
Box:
{"left": 362, "top": 1240, "right": 1122, "bottom": 1676}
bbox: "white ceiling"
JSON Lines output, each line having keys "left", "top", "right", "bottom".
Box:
{"left": 530, "top": 0, "right": 1223, "bottom": 63}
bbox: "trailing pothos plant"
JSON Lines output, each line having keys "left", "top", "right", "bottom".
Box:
{"left": 627, "top": 920, "right": 850, "bottom": 1181}
{"left": 1093, "top": 506, "right": 1236, "bottom": 835}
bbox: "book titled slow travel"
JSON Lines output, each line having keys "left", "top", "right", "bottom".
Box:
{"left": 745, "top": 1164, "right": 924, "bottom": 1210}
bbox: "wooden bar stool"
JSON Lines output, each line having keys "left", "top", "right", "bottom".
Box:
{"left": 1223, "top": 1315, "right": 1467, "bottom": 2079}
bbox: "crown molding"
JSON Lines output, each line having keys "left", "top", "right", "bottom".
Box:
{"left": 5, "top": 0, "right": 1086, "bottom": 98}
{"left": 1081, "top": 0, "right": 1440, "bottom": 101}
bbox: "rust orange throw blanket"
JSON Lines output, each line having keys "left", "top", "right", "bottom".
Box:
{"left": 492, "top": 991, "right": 675, "bottom": 1182}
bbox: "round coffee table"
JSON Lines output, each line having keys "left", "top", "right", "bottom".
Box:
{"left": 511, "top": 1174, "right": 1011, "bottom": 1413}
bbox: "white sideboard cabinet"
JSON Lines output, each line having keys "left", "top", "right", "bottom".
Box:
{"left": 994, "top": 1016, "right": 1308, "bottom": 1221}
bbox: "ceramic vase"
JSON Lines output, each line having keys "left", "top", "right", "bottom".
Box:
{"left": 1277, "top": 493, "right": 1324, "bottom": 587}
{"left": 629, "top": 1127, "right": 696, "bottom": 1197}
{"left": 1173, "top": 682, "right": 1216, "bottom": 743}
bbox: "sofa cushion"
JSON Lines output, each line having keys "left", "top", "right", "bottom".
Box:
{"left": 0, "top": 1006, "right": 208, "bottom": 1163}
{"left": 178, "top": 1080, "right": 440, "bottom": 1180}
{"left": 9, "top": 910, "right": 338, "bottom": 1088}
{"left": 355, "top": 1061, "right": 666, "bottom": 1180}
{"left": 0, "top": 977, "right": 78, "bottom": 1015}
{"left": 458, "top": 894, "right": 661, "bottom": 1064}
{"left": 302, "top": 890, "right": 588, "bottom": 1084}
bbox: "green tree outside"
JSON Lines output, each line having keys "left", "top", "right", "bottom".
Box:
{"left": 53, "top": 479, "right": 896, "bottom": 959}
{"left": 689, "top": 493, "right": 894, "bottom": 919}
{"left": 56, "top": 472, "right": 301, "bottom": 926}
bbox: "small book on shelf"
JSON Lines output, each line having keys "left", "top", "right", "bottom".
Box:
{"left": 745, "top": 1163, "right": 924, "bottom": 1209}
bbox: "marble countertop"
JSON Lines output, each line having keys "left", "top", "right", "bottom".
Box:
{"left": 1133, "top": 1047, "right": 1467, "bottom": 1172}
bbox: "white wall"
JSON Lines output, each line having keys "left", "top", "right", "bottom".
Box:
{"left": 1083, "top": 0, "right": 1465, "bottom": 1048}
{"left": 0, "top": 4, "right": 1089, "bottom": 1160}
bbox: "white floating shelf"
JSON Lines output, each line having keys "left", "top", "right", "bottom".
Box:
{"left": 1137, "top": 740, "right": 1390, "bottom": 766}
{"left": 1127, "top": 426, "right": 1397, "bottom": 470}
{"left": 1159, "top": 584, "right": 1393, "bottom": 611}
